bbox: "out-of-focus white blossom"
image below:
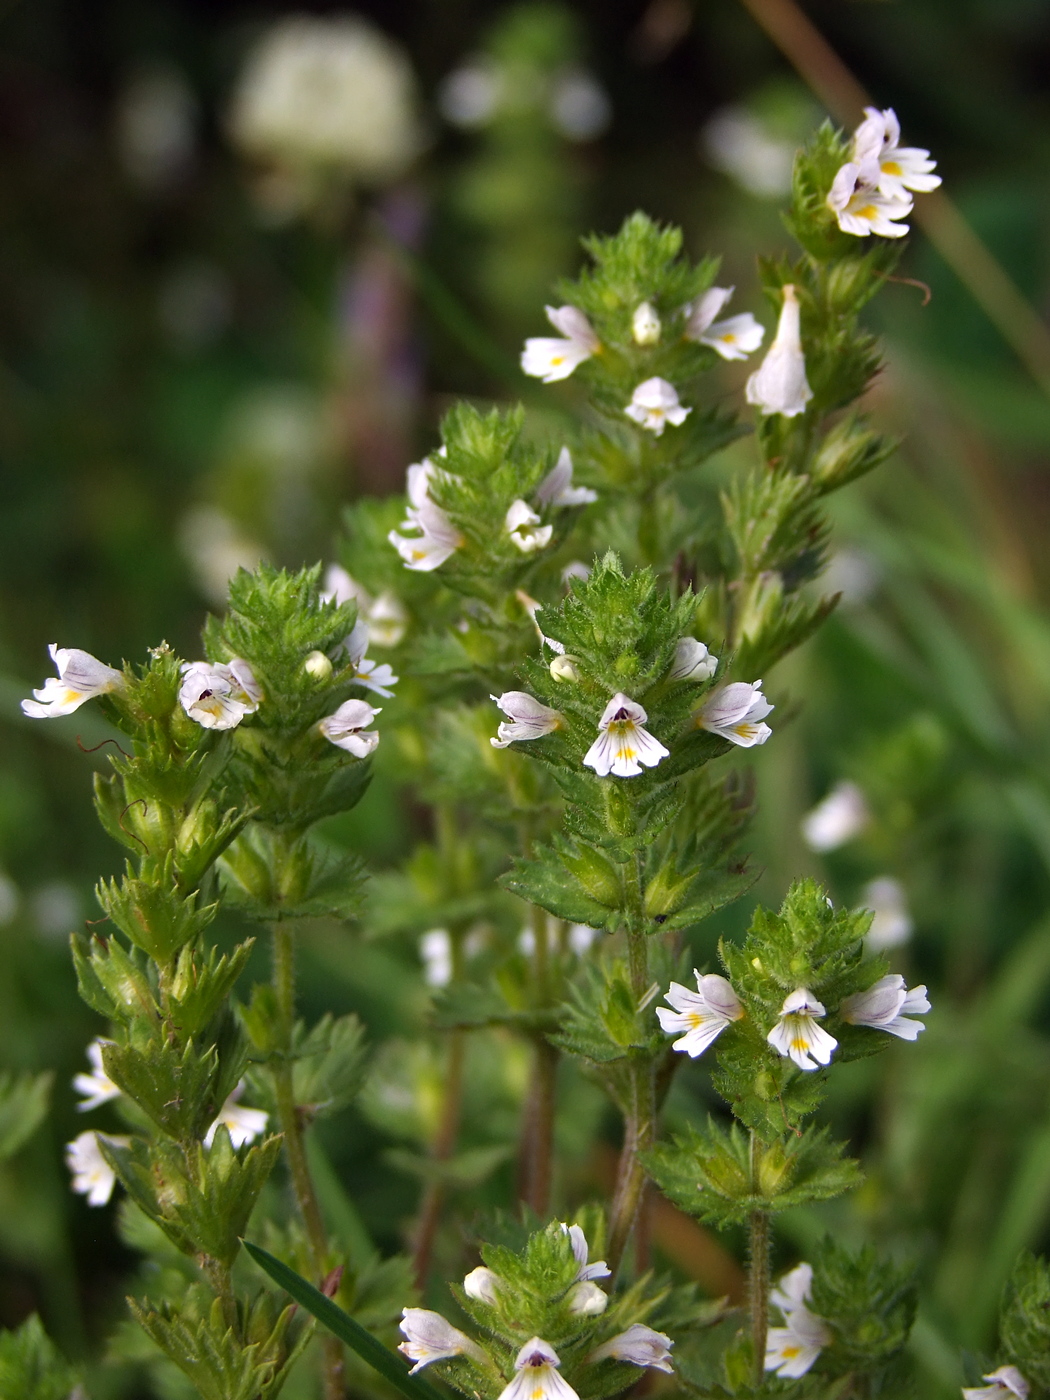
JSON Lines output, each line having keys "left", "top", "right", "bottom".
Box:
{"left": 420, "top": 929, "right": 452, "bottom": 988}
{"left": 438, "top": 61, "right": 504, "bottom": 128}
{"left": 684, "top": 286, "right": 765, "bottom": 358}
{"left": 631, "top": 301, "right": 661, "bottom": 346}
{"left": 624, "top": 378, "right": 691, "bottom": 435}
{"left": 702, "top": 106, "right": 795, "bottom": 197}
{"left": 66, "top": 1130, "right": 129, "bottom": 1207}
{"left": 522, "top": 306, "right": 599, "bottom": 382}
{"left": 861, "top": 876, "right": 913, "bottom": 951}
{"left": 801, "top": 781, "right": 870, "bottom": 852}
{"left": 765, "top": 1263, "right": 831, "bottom": 1379}
{"left": 73, "top": 1040, "right": 121, "bottom": 1112}
{"left": 549, "top": 69, "right": 611, "bottom": 141}
{"left": 505, "top": 500, "right": 553, "bottom": 554}
{"left": 669, "top": 636, "right": 718, "bottom": 682}
{"left": 536, "top": 448, "right": 597, "bottom": 508}
{"left": 389, "top": 457, "right": 464, "bottom": 572}
{"left": 180, "top": 507, "right": 266, "bottom": 607}
{"left": 204, "top": 1082, "right": 269, "bottom": 1148}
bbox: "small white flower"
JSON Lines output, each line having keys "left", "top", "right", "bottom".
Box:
{"left": 420, "top": 929, "right": 452, "bottom": 988}
{"left": 669, "top": 637, "right": 718, "bottom": 682}
{"left": 323, "top": 565, "right": 407, "bottom": 648}
{"left": 22, "top": 645, "right": 124, "bottom": 719}
{"left": 498, "top": 1339, "right": 579, "bottom": 1400}
{"left": 657, "top": 972, "right": 744, "bottom": 1057}
{"left": 624, "top": 377, "right": 691, "bottom": 436}
{"left": 560, "top": 1222, "right": 610, "bottom": 1282}
{"left": 521, "top": 305, "right": 599, "bottom": 382}
{"left": 346, "top": 621, "right": 399, "bottom": 698}
{"left": 589, "top": 1324, "right": 674, "bottom": 1373}
{"left": 767, "top": 989, "right": 838, "bottom": 1071}
{"left": 179, "top": 658, "right": 261, "bottom": 730}
{"left": 388, "top": 457, "right": 463, "bottom": 572}
{"left": 569, "top": 923, "right": 599, "bottom": 955}
{"left": 490, "top": 692, "right": 563, "bottom": 749}
{"left": 562, "top": 560, "right": 591, "bottom": 584}
{"left": 66, "top": 1130, "right": 129, "bottom": 1207}
{"left": 963, "top": 1366, "right": 1030, "bottom": 1400}
{"left": 839, "top": 974, "right": 930, "bottom": 1041}
{"left": 318, "top": 698, "right": 381, "bottom": 757}
{"left": 827, "top": 161, "right": 913, "bottom": 238}
{"left": 505, "top": 500, "right": 553, "bottom": 554}
{"left": 697, "top": 680, "right": 772, "bottom": 747}
{"left": 683, "top": 285, "right": 765, "bottom": 360}
{"left": 567, "top": 1281, "right": 608, "bottom": 1316}
{"left": 852, "top": 106, "right": 941, "bottom": 202}
{"left": 536, "top": 448, "right": 597, "bottom": 508}
{"left": 765, "top": 1307, "right": 830, "bottom": 1378}
{"left": 73, "top": 1040, "right": 121, "bottom": 1112}
{"left": 745, "top": 284, "right": 813, "bottom": 417}
{"left": 583, "top": 693, "right": 669, "bottom": 779}
{"left": 771, "top": 1261, "right": 814, "bottom": 1314}
{"left": 463, "top": 1265, "right": 502, "bottom": 1306}
{"left": 549, "top": 655, "right": 581, "bottom": 683}
{"left": 303, "top": 650, "right": 333, "bottom": 681}
{"left": 801, "top": 781, "right": 870, "bottom": 852}
{"left": 204, "top": 1081, "right": 268, "bottom": 1148}
{"left": 631, "top": 301, "right": 661, "bottom": 345}
{"left": 861, "top": 876, "right": 913, "bottom": 952}
{"left": 398, "top": 1308, "right": 485, "bottom": 1375}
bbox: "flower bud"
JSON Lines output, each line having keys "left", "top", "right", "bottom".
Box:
{"left": 560, "top": 845, "right": 622, "bottom": 907}
{"left": 642, "top": 863, "right": 693, "bottom": 919}
{"left": 550, "top": 654, "right": 580, "bottom": 683}
{"left": 632, "top": 301, "right": 661, "bottom": 346}
{"left": 303, "top": 649, "right": 333, "bottom": 681}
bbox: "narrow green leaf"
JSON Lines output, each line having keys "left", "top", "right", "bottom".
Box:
{"left": 244, "top": 1242, "right": 448, "bottom": 1400}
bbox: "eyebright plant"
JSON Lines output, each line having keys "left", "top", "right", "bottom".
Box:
{"left": 16, "top": 107, "right": 1021, "bottom": 1400}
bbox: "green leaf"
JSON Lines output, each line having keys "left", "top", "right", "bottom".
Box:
{"left": 244, "top": 1242, "right": 450, "bottom": 1400}
{"left": 0, "top": 1314, "right": 78, "bottom": 1400}
{"left": 0, "top": 1072, "right": 52, "bottom": 1161}
{"left": 500, "top": 856, "right": 617, "bottom": 931}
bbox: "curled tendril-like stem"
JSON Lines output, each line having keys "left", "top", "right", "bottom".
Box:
{"left": 77, "top": 735, "right": 131, "bottom": 758}
{"left": 119, "top": 799, "right": 150, "bottom": 855}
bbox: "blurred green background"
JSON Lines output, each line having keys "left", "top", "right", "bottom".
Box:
{"left": 3, "top": 0, "right": 1050, "bottom": 1394}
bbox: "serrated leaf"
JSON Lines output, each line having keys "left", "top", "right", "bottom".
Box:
{"left": 0, "top": 1072, "right": 52, "bottom": 1161}
{"left": 500, "top": 858, "right": 617, "bottom": 931}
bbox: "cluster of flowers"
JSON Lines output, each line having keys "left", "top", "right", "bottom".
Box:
{"left": 827, "top": 106, "right": 940, "bottom": 239}
{"left": 398, "top": 1224, "right": 673, "bottom": 1395}
{"left": 658, "top": 970, "right": 929, "bottom": 1070}
{"left": 19, "top": 615, "right": 397, "bottom": 759}
{"left": 491, "top": 643, "right": 772, "bottom": 779}
{"left": 66, "top": 1039, "right": 268, "bottom": 1206}
{"left": 388, "top": 447, "right": 596, "bottom": 573}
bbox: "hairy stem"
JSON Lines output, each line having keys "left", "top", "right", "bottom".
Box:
{"left": 412, "top": 1026, "right": 466, "bottom": 1289}
{"left": 271, "top": 922, "right": 344, "bottom": 1400}
{"left": 518, "top": 906, "right": 558, "bottom": 1214}
{"left": 608, "top": 909, "right": 656, "bottom": 1275}
{"left": 203, "top": 1257, "right": 239, "bottom": 1337}
{"left": 748, "top": 1133, "right": 771, "bottom": 1389}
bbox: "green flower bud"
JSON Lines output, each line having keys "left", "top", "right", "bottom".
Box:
{"left": 642, "top": 863, "right": 693, "bottom": 919}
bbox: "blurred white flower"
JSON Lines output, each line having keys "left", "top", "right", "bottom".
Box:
{"left": 745, "top": 284, "right": 812, "bottom": 417}
{"left": 567, "top": 1280, "right": 608, "bottom": 1315}
{"left": 228, "top": 15, "right": 420, "bottom": 187}
{"left": 767, "top": 989, "right": 837, "bottom": 1071}
{"left": 549, "top": 68, "right": 611, "bottom": 141}
{"left": 389, "top": 457, "right": 463, "bottom": 572}
{"left": 702, "top": 105, "right": 795, "bottom": 197}
{"left": 536, "top": 449, "right": 596, "bottom": 508}
{"left": 765, "top": 1263, "right": 831, "bottom": 1378}
{"left": 801, "top": 781, "right": 870, "bottom": 852}
{"left": 74, "top": 1040, "right": 120, "bottom": 1112}
{"left": 861, "top": 876, "right": 914, "bottom": 951}
{"left": 420, "top": 929, "right": 452, "bottom": 988}
{"left": 521, "top": 305, "right": 599, "bottom": 382}
{"left": 204, "top": 1082, "right": 269, "bottom": 1148}
{"left": 115, "top": 65, "right": 197, "bottom": 190}
{"left": 840, "top": 974, "right": 930, "bottom": 1040}
{"left": 505, "top": 499, "right": 553, "bottom": 554}
{"left": 683, "top": 286, "right": 765, "bottom": 359}
{"left": 22, "top": 645, "right": 123, "bottom": 719}
{"left": 323, "top": 564, "right": 407, "bottom": 649}
{"left": 180, "top": 507, "right": 267, "bottom": 607}
{"left": 823, "top": 547, "right": 881, "bottom": 606}
{"left": 963, "top": 1366, "right": 1030, "bottom": 1400}
{"left": 624, "top": 377, "right": 691, "bottom": 435}
{"left": 568, "top": 923, "right": 599, "bottom": 955}
{"left": 346, "top": 621, "right": 399, "bottom": 698}
{"left": 30, "top": 881, "right": 81, "bottom": 940}
{"left": 438, "top": 61, "right": 504, "bottom": 128}
{"left": 631, "top": 301, "right": 661, "bottom": 346}
{"left": 66, "top": 1130, "right": 129, "bottom": 1207}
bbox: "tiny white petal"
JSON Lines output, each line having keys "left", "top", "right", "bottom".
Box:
{"left": 631, "top": 301, "right": 661, "bottom": 346}
{"left": 567, "top": 1280, "right": 608, "bottom": 1315}
{"left": 73, "top": 1039, "right": 121, "bottom": 1112}
{"left": 861, "top": 876, "right": 913, "bottom": 951}
{"left": 624, "top": 377, "right": 691, "bottom": 436}
{"left": 801, "top": 781, "right": 870, "bottom": 852}
{"left": 204, "top": 1082, "right": 268, "bottom": 1148}
{"left": 505, "top": 499, "right": 553, "bottom": 554}
{"left": 590, "top": 1324, "right": 674, "bottom": 1373}
{"left": 463, "top": 1265, "right": 502, "bottom": 1306}
{"left": 669, "top": 637, "right": 718, "bottom": 682}
{"left": 745, "top": 284, "right": 812, "bottom": 417}
{"left": 536, "top": 448, "right": 597, "bottom": 508}
{"left": 699, "top": 312, "right": 765, "bottom": 361}
{"left": 421, "top": 929, "right": 453, "bottom": 988}
{"left": 683, "top": 286, "right": 734, "bottom": 339}
{"left": 66, "top": 1130, "right": 130, "bottom": 1207}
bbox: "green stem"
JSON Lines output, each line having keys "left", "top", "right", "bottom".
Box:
{"left": 412, "top": 1027, "right": 467, "bottom": 1289}
{"left": 518, "top": 906, "right": 559, "bottom": 1214}
{"left": 748, "top": 1134, "right": 771, "bottom": 1389}
{"left": 203, "top": 1257, "right": 239, "bottom": 1336}
{"left": 271, "top": 922, "right": 344, "bottom": 1400}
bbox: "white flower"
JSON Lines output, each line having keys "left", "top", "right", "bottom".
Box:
{"left": 505, "top": 500, "right": 553, "bottom": 554}
{"left": 624, "top": 377, "right": 691, "bottom": 436}
{"left": 569, "top": 923, "right": 599, "bottom": 955}
{"left": 388, "top": 457, "right": 463, "bottom": 572}
{"left": 801, "top": 781, "right": 870, "bottom": 852}
{"left": 323, "top": 565, "right": 407, "bottom": 648}
{"left": 827, "top": 161, "right": 913, "bottom": 238}
{"left": 697, "top": 680, "right": 772, "bottom": 747}
{"left": 536, "top": 448, "right": 597, "bottom": 508}
{"left": 66, "top": 1130, "right": 129, "bottom": 1207}
{"left": 852, "top": 106, "right": 941, "bottom": 202}
{"left": 567, "top": 1281, "right": 608, "bottom": 1316}
{"left": 521, "top": 305, "right": 599, "bottom": 382}
{"left": 683, "top": 286, "right": 765, "bottom": 361}
{"left": 765, "top": 1307, "right": 830, "bottom": 1378}
{"left": 669, "top": 637, "right": 718, "bottom": 682}
{"left": 318, "top": 699, "right": 381, "bottom": 757}
{"left": 346, "top": 621, "right": 399, "bottom": 698}
{"left": 745, "top": 284, "right": 813, "bottom": 417}
{"left": 227, "top": 16, "right": 419, "bottom": 183}
{"left": 589, "top": 1324, "right": 674, "bottom": 1373}
{"left": 839, "top": 974, "right": 930, "bottom": 1041}
{"left": 550, "top": 655, "right": 581, "bottom": 683}
{"left": 398, "top": 1309, "right": 485, "bottom": 1374}
{"left": 631, "top": 301, "right": 661, "bottom": 345}
{"left": 963, "top": 1366, "right": 1030, "bottom": 1400}
{"left": 767, "top": 989, "right": 838, "bottom": 1071}
{"left": 583, "top": 694, "right": 669, "bottom": 779}
{"left": 22, "top": 645, "right": 124, "bottom": 719}
{"left": 303, "top": 650, "right": 333, "bottom": 681}
{"left": 179, "top": 658, "right": 261, "bottom": 730}
{"left": 560, "top": 1222, "right": 610, "bottom": 1282}
{"left": 491, "top": 692, "right": 563, "bottom": 749}
{"left": 498, "top": 1339, "right": 579, "bottom": 1400}
{"left": 657, "top": 973, "right": 744, "bottom": 1057}
{"left": 771, "top": 1261, "right": 814, "bottom": 1314}
{"left": 463, "top": 1265, "right": 502, "bottom": 1306}
{"left": 204, "top": 1081, "right": 268, "bottom": 1148}
{"left": 861, "top": 876, "right": 913, "bottom": 952}
{"left": 562, "top": 561, "right": 591, "bottom": 583}
{"left": 420, "top": 929, "right": 452, "bottom": 988}
{"left": 73, "top": 1040, "right": 121, "bottom": 1112}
